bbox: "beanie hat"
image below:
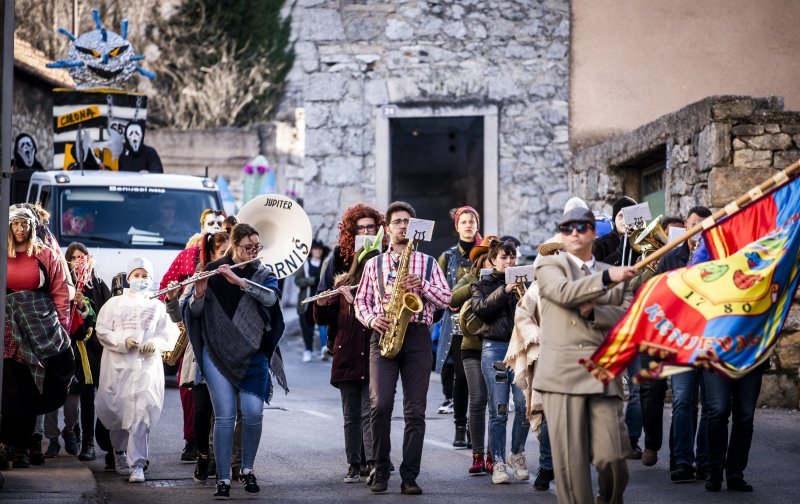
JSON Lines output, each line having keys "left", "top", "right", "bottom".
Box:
{"left": 612, "top": 196, "right": 637, "bottom": 221}
{"left": 127, "top": 256, "right": 154, "bottom": 280}
{"left": 564, "top": 197, "right": 589, "bottom": 213}
{"left": 453, "top": 206, "right": 482, "bottom": 245}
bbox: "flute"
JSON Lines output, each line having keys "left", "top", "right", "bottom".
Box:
{"left": 300, "top": 285, "right": 357, "bottom": 305}
{"left": 150, "top": 256, "right": 262, "bottom": 299}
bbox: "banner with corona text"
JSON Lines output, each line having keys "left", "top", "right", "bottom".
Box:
{"left": 583, "top": 176, "right": 800, "bottom": 382}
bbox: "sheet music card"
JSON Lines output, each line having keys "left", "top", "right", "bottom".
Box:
{"left": 504, "top": 265, "right": 534, "bottom": 285}
{"left": 480, "top": 268, "right": 493, "bottom": 278}
{"left": 354, "top": 234, "right": 377, "bottom": 251}
{"left": 668, "top": 226, "right": 687, "bottom": 243}
{"left": 406, "top": 218, "right": 435, "bottom": 242}
{"left": 621, "top": 202, "right": 652, "bottom": 228}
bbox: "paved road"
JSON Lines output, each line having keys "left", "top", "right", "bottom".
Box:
{"left": 88, "top": 329, "right": 800, "bottom": 503}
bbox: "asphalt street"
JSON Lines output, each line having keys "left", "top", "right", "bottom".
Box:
{"left": 87, "top": 328, "right": 800, "bottom": 504}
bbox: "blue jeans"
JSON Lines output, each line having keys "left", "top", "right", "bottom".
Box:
{"left": 539, "top": 415, "right": 553, "bottom": 471}
{"left": 481, "top": 341, "right": 530, "bottom": 462}
{"left": 625, "top": 358, "right": 642, "bottom": 445}
{"left": 703, "top": 368, "right": 763, "bottom": 478}
{"left": 670, "top": 368, "right": 706, "bottom": 466}
{"left": 202, "top": 350, "right": 264, "bottom": 481}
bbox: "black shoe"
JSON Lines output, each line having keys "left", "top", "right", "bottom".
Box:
{"left": 533, "top": 468, "right": 554, "bottom": 491}
{"left": 12, "top": 449, "right": 30, "bottom": 468}
{"left": 231, "top": 464, "right": 241, "bottom": 481}
{"left": 104, "top": 451, "right": 116, "bottom": 472}
{"left": 213, "top": 480, "right": 231, "bottom": 499}
{"left": 194, "top": 454, "right": 210, "bottom": 482}
{"left": 627, "top": 441, "right": 643, "bottom": 460}
{"left": 208, "top": 454, "right": 217, "bottom": 478}
{"left": 453, "top": 426, "right": 467, "bottom": 448}
{"left": 62, "top": 431, "right": 78, "bottom": 456}
{"left": 389, "top": 461, "right": 396, "bottom": 473}
{"left": 359, "top": 462, "right": 371, "bottom": 478}
{"left": 400, "top": 479, "right": 423, "bottom": 495}
{"left": 78, "top": 441, "right": 96, "bottom": 462}
{"left": 705, "top": 468, "right": 723, "bottom": 492}
{"left": 670, "top": 464, "right": 695, "bottom": 482}
{"left": 29, "top": 434, "right": 45, "bottom": 466}
{"left": 0, "top": 445, "right": 10, "bottom": 470}
{"left": 181, "top": 439, "right": 197, "bottom": 462}
{"left": 727, "top": 477, "right": 754, "bottom": 492}
{"left": 241, "top": 471, "right": 260, "bottom": 495}
{"left": 695, "top": 465, "right": 709, "bottom": 481}
{"left": 370, "top": 470, "right": 389, "bottom": 493}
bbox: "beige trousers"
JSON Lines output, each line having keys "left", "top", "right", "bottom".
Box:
{"left": 541, "top": 392, "right": 630, "bottom": 504}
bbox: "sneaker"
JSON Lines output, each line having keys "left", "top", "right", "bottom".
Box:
{"left": 302, "top": 349, "right": 313, "bottom": 363}
{"left": 208, "top": 454, "right": 217, "bottom": 479}
{"left": 437, "top": 399, "right": 454, "bottom": 414}
{"left": 486, "top": 453, "right": 494, "bottom": 474}
{"left": 670, "top": 463, "right": 695, "bottom": 482}
{"left": 641, "top": 448, "right": 658, "bottom": 467}
{"left": 63, "top": 431, "right": 79, "bottom": 456}
{"left": 231, "top": 464, "right": 241, "bottom": 481}
{"left": 104, "top": 452, "right": 116, "bottom": 472}
{"left": 359, "top": 462, "right": 371, "bottom": 478}
{"left": 115, "top": 451, "right": 131, "bottom": 476}
{"left": 214, "top": 479, "right": 231, "bottom": 499}
{"left": 319, "top": 349, "right": 331, "bottom": 361}
{"left": 469, "top": 452, "right": 486, "bottom": 474}
{"left": 628, "top": 442, "right": 643, "bottom": 460}
{"left": 507, "top": 451, "right": 529, "bottom": 481}
{"left": 241, "top": 470, "right": 260, "bottom": 495}
{"left": 129, "top": 464, "right": 145, "bottom": 483}
{"left": 45, "top": 438, "right": 60, "bottom": 458}
{"left": 370, "top": 469, "right": 389, "bottom": 492}
{"left": 695, "top": 465, "right": 709, "bottom": 481}
{"left": 12, "top": 449, "right": 30, "bottom": 468}
{"left": 400, "top": 479, "right": 423, "bottom": 494}
{"left": 181, "top": 439, "right": 197, "bottom": 462}
{"left": 491, "top": 461, "right": 511, "bottom": 484}
{"left": 194, "top": 454, "right": 210, "bottom": 482}
{"left": 343, "top": 465, "right": 360, "bottom": 483}
{"left": 727, "top": 476, "right": 754, "bottom": 492}
{"left": 533, "top": 468, "right": 554, "bottom": 491}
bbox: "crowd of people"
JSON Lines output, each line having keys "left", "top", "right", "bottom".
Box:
{"left": 2, "top": 195, "right": 766, "bottom": 502}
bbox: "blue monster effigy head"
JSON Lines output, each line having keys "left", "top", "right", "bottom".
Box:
{"left": 47, "top": 9, "right": 155, "bottom": 89}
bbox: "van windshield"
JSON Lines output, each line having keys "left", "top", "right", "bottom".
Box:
{"left": 56, "top": 185, "right": 220, "bottom": 249}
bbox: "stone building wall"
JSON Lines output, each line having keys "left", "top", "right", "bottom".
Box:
{"left": 572, "top": 95, "right": 800, "bottom": 408}
{"left": 12, "top": 72, "right": 54, "bottom": 169}
{"left": 284, "top": 0, "right": 571, "bottom": 246}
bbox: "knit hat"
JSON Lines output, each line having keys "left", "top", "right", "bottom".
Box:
{"left": 453, "top": 206, "right": 482, "bottom": 245}
{"left": 564, "top": 197, "right": 589, "bottom": 213}
{"left": 612, "top": 196, "right": 637, "bottom": 221}
{"left": 127, "top": 256, "right": 154, "bottom": 279}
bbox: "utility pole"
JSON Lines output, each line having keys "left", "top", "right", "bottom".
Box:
{"left": 0, "top": 0, "right": 15, "bottom": 422}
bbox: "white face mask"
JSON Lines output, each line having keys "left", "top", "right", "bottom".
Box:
{"left": 129, "top": 278, "right": 152, "bottom": 292}
{"left": 17, "top": 137, "right": 35, "bottom": 167}
{"left": 203, "top": 217, "right": 225, "bottom": 234}
{"left": 126, "top": 124, "right": 143, "bottom": 153}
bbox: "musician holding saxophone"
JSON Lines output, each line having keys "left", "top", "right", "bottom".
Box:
{"left": 354, "top": 201, "right": 451, "bottom": 495}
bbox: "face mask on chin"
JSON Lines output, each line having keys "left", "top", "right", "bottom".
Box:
{"left": 129, "top": 278, "right": 152, "bottom": 293}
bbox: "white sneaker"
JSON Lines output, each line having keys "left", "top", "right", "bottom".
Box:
{"left": 319, "top": 349, "right": 330, "bottom": 361}
{"left": 302, "top": 350, "right": 312, "bottom": 362}
{"left": 507, "top": 451, "right": 530, "bottom": 481}
{"left": 437, "top": 399, "right": 454, "bottom": 414}
{"left": 491, "top": 462, "right": 511, "bottom": 484}
{"left": 115, "top": 451, "right": 131, "bottom": 476}
{"left": 129, "top": 464, "right": 145, "bottom": 483}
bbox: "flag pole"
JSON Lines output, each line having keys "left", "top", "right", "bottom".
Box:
{"left": 635, "top": 160, "right": 800, "bottom": 271}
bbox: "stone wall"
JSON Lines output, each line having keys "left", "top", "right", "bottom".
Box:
{"left": 572, "top": 95, "right": 800, "bottom": 408}
{"left": 283, "top": 0, "right": 571, "bottom": 246}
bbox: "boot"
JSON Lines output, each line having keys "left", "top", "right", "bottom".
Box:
{"left": 469, "top": 452, "right": 485, "bottom": 474}
{"left": 12, "top": 449, "right": 30, "bottom": 468}
{"left": 29, "top": 433, "right": 45, "bottom": 466}
{"left": 78, "top": 439, "right": 96, "bottom": 461}
{"left": 705, "top": 467, "right": 723, "bottom": 492}
{"left": 452, "top": 425, "right": 467, "bottom": 448}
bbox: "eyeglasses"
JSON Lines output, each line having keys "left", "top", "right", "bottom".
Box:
{"left": 390, "top": 218, "right": 410, "bottom": 226}
{"left": 355, "top": 224, "right": 378, "bottom": 233}
{"left": 559, "top": 222, "right": 594, "bottom": 235}
{"left": 237, "top": 243, "right": 264, "bottom": 254}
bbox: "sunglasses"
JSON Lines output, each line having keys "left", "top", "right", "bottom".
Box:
{"left": 559, "top": 222, "right": 594, "bottom": 235}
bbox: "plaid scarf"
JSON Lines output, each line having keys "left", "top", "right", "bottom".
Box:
{"left": 5, "top": 291, "right": 71, "bottom": 393}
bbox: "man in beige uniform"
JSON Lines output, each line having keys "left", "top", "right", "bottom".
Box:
{"left": 534, "top": 208, "right": 637, "bottom": 504}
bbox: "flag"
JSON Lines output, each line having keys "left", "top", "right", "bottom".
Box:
{"left": 583, "top": 176, "right": 800, "bottom": 382}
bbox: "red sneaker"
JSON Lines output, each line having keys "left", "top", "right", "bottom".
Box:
{"left": 486, "top": 453, "right": 494, "bottom": 474}
{"left": 469, "top": 452, "right": 486, "bottom": 474}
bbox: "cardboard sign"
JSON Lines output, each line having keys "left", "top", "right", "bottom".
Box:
{"left": 668, "top": 226, "right": 687, "bottom": 243}
{"left": 621, "top": 203, "right": 652, "bottom": 228}
{"left": 406, "top": 218, "right": 435, "bottom": 242}
{"left": 505, "top": 265, "right": 534, "bottom": 285}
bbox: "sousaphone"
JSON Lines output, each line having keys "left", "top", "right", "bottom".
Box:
{"left": 237, "top": 194, "right": 313, "bottom": 279}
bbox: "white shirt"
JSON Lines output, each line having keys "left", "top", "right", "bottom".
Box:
{"left": 565, "top": 252, "right": 596, "bottom": 274}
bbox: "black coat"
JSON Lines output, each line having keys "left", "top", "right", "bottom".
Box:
{"left": 71, "top": 274, "right": 111, "bottom": 385}
{"left": 655, "top": 241, "right": 691, "bottom": 274}
{"left": 314, "top": 297, "right": 370, "bottom": 387}
{"left": 470, "top": 271, "right": 517, "bottom": 343}
{"left": 593, "top": 230, "right": 638, "bottom": 266}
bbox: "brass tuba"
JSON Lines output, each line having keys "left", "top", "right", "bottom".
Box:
{"left": 632, "top": 215, "right": 668, "bottom": 272}
{"left": 378, "top": 239, "right": 424, "bottom": 358}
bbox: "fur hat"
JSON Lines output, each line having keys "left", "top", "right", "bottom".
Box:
{"left": 127, "top": 256, "right": 154, "bottom": 279}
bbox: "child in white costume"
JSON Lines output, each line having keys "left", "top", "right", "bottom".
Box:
{"left": 95, "top": 257, "right": 179, "bottom": 483}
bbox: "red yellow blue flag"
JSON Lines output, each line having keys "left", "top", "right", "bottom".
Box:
{"left": 583, "top": 175, "right": 800, "bottom": 382}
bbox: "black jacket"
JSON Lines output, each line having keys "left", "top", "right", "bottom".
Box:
{"left": 655, "top": 241, "right": 691, "bottom": 274}
{"left": 593, "top": 230, "right": 639, "bottom": 266}
{"left": 470, "top": 271, "right": 517, "bottom": 343}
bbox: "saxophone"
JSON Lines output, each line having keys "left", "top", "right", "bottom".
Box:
{"left": 378, "top": 239, "right": 424, "bottom": 358}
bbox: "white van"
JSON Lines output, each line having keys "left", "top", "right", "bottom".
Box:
{"left": 24, "top": 171, "right": 223, "bottom": 286}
